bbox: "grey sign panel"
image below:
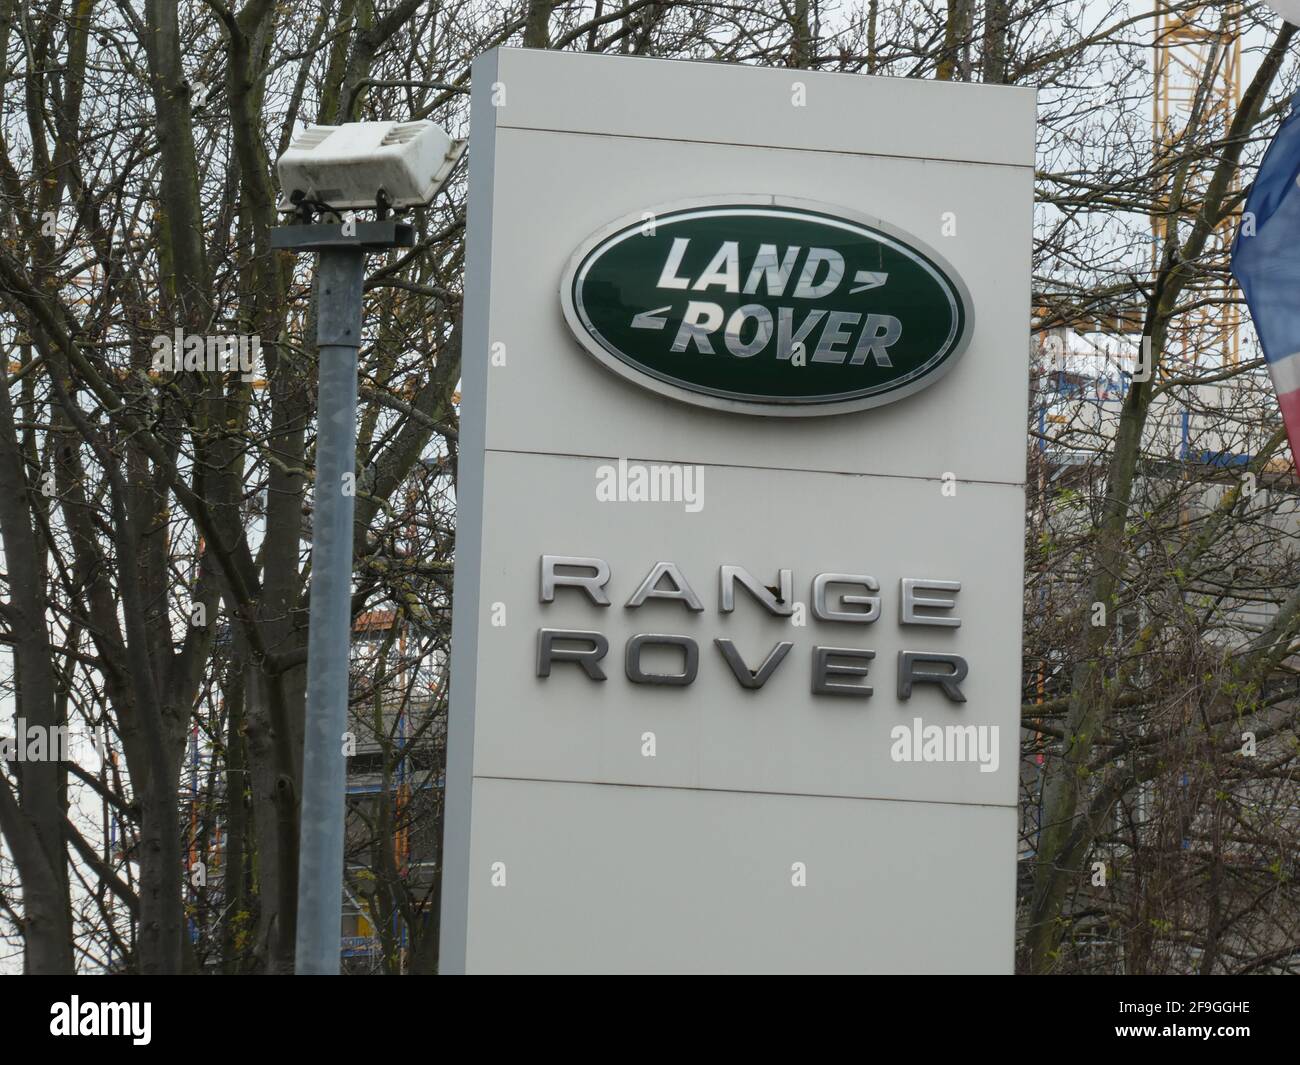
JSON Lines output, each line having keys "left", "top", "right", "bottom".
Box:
{"left": 492, "top": 48, "right": 1036, "bottom": 167}
{"left": 443, "top": 47, "right": 1034, "bottom": 974}
{"left": 463, "top": 778, "right": 1017, "bottom": 974}
{"left": 480, "top": 127, "right": 1032, "bottom": 483}
{"left": 470, "top": 450, "right": 1022, "bottom": 809}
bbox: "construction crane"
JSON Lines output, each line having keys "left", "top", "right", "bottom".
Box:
{"left": 1152, "top": 0, "right": 1242, "bottom": 367}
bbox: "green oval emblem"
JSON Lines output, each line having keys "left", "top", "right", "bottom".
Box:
{"left": 560, "top": 197, "right": 974, "bottom": 417}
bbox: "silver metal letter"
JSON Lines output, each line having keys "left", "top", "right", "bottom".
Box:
{"left": 811, "top": 310, "right": 861, "bottom": 364}
{"left": 811, "top": 646, "right": 875, "bottom": 697}
{"left": 724, "top": 304, "right": 775, "bottom": 358}
{"left": 625, "top": 633, "right": 699, "bottom": 686}
{"left": 626, "top": 561, "right": 704, "bottom": 611}
{"left": 537, "top": 629, "right": 609, "bottom": 680}
{"left": 849, "top": 313, "right": 902, "bottom": 367}
{"left": 540, "top": 555, "right": 611, "bottom": 606}
{"left": 900, "top": 578, "right": 961, "bottom": 627}
{"left": 897, "top": 651, "right": 968, "bottom": 703}
{"left": 714, "top": 638, "right": 794, "bottom": 690}
{"left": 719, "top": 564, "right": 793, "bottom": 616}
{"left": 812, "top": 573, "right": 880, "bottom": 623}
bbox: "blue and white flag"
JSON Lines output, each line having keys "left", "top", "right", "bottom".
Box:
{"left": 1231, "top": 90, "right": 1300, "bottom": 466}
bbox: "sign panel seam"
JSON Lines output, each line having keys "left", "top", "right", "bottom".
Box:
{"left": 497, "top": 123, "right": 1036, "bottom": 171}
{"left": 483, "top": 446, "right": 1029, "bottom": 489}
{"left": 469, "top": 773, "right": 1019, "bottom": 810}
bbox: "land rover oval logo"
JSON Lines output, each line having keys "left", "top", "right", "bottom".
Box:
{"left": 559, "top": 198, "right": 974, "bottom": 417}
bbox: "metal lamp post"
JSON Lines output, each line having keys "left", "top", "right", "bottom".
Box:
{"left": 270, "top": 220, "right": 415, "bottom": 974}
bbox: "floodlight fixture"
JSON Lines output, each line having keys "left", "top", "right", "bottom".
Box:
{"left": 276, "top": 120, "right": 464, "bottom": 216}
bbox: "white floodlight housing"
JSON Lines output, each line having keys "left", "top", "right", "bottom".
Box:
{"left": 276, "top": 120, "right": 464, "bottom": 212}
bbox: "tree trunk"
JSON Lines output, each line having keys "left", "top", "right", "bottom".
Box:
{"left": 524, "top": 0, "right": 555, "bottom": 48}
{"left": 937, "top": 0, "right": 973, "bottom": 81}
{"left": 982, "top": 0, "right": 1008, "bottom": 84}
{"left": 0, "top": 370, "right": 72, "bottom": 972}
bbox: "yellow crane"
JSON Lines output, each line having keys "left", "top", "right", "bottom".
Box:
{"left": 1152, "top": 1, "right": 1242, "bottom": 367}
